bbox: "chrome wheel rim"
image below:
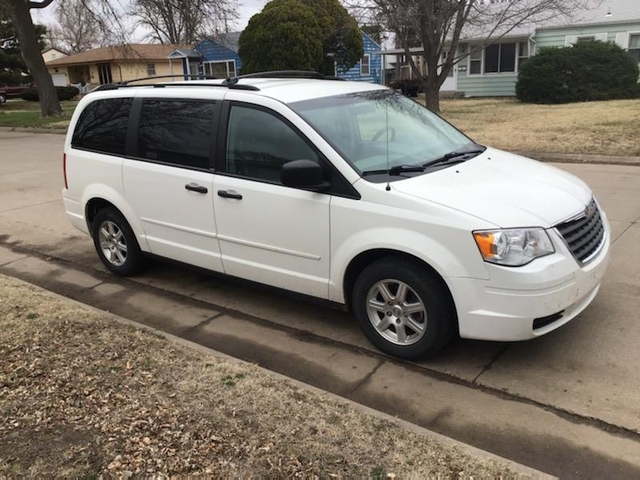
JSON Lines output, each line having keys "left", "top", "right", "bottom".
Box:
{"left": 366, "top": 279, "right": 427, "bottom": 346}
{"left": 98, "top": 220, "right": 128, "bottom": 267}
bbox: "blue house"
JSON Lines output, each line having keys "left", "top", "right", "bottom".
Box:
{"left": 335, "top": 32, "right": 383, "bottom": 84}
{"left": 167, "top": 33, "right": 243, "bottom": 79}
{"left": 168, "top": 31, "right": 383, "bottom": 84}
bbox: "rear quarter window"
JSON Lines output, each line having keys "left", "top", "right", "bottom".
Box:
{"left": 72, "top": 98, "right": 132, "bottom": 155}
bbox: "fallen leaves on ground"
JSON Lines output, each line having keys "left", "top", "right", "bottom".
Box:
{"left": 0, "top": 274, "right": 517, "bottom": 477}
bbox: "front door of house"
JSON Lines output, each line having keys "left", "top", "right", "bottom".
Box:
{"left": 97, "top": 63, "right": 113, "bottom": 84}
{"left": 440, "top": 51, "right": 457, "bottom": 91}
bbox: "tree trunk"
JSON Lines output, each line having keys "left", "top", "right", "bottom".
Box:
{"left": 9, "top": 0, "right": 62, "bottom": 117}
{"left": 423, "top": 55, "right": 441, "bottom": 113}
{"left": 423, "top": 82, "right": 440, "bottom": 113}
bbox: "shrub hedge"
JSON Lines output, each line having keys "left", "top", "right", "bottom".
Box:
{"left": 516, "top": 41, "right": 639, "bottom": 104}
{"left": 19, "top": 86, "right": 79, "bottom": 102}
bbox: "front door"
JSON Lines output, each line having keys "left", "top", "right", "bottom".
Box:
{"left": 440, "top": 51, "right": 457, "bottom": 91}
{"left": 213, "top": 103, "right": 331, "bottom": 298}
{"left": 97, "top": 63, "right": 113, "bottom": 84}
{"left": 123, "top": 98, "right": 224, "bottom": 272}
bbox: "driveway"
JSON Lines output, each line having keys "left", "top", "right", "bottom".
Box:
{"left": 1, "top": 131, "right": 640, "bottom": 477}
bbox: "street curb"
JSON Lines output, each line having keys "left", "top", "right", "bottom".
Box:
{"left": 517, "top": 151, "right": 640, "bottom": 167}
{"left": 0, "top": 126, "right": 67, "bottom": 135}
{"left": 6, "top": 274, "right": 555, "bottom": 479}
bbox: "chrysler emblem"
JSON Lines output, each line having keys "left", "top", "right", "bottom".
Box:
{"left": 584, "top": 203, "right": 594, "bottom": 218}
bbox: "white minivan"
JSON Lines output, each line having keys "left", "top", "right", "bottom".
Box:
{"left": 62, "top": 73, "right": 610, "bottom": 359}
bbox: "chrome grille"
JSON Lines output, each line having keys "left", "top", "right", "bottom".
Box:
{"left": 555, "top": 199, "right": 605, "bottom": 264}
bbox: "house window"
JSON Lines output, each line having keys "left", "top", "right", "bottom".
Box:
{"left": 576, "top": 36, "right": 596, "bottom": 43}
{"left": 361, "top": 54, "right": 370, "bottom": 76}
{"left": 518, "top": 42, "right": 530, "bottom": 69}
{"left": 469, "top": 48, "right": 482, "bottom": 75}
{"left": 629, "top": 34, "right": 640, "bottom": 62}
{"left": 147, "top": 63, "right": 156, "bottom": 76}
{"left": 484, "top": 43, "right": 515, "bottom": 73}
{"left": 203, "top": 60, "right": 236, "bottom": 78}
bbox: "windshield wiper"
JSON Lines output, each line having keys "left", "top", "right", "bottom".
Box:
{"left": 424, "top": 146, "right": 486, "bottom": 168}
{"left": 362, "top": 164, "right": 426, "bottom": 177}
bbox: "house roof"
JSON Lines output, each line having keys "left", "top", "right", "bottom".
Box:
{"left": 461, "top": 0, "right": 640, "bottom": 41}
{"left": 42, "top": 47, "right": 69, "bottom": 56}
{"left": 46, "top": 44, "right": 190, "bottom": 66}
{"left": 167, "top": 48, "right": 202, "bottom": 59}
{"left": 539, "top": 0, "right": 640, "bottom": 30}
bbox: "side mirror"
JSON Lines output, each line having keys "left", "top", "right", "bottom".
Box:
{"left": 281, "top": 159, "right": 329, "bottom": 190}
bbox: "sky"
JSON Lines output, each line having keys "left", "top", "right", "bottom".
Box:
{"left": 237, "top": 0, "right": 269, "bottom": 30}
{"left": 31, "top": 0, "right": 270, "bottom": 42}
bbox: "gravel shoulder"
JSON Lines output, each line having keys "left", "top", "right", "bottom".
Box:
{"left": 0, "top": 273, "right": 521, "bottom": 477}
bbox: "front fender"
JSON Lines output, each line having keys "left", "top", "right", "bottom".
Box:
{"left": 329, "top": 226, "right": 489, "bottom": 304}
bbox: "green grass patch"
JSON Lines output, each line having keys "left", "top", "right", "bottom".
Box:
{"left": 0, "top": 100, "right": 77, "bottom": 129}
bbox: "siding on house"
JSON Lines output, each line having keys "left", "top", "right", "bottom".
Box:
{"left": 336, "top": 32, "right": 383, "bottom": 84}
{"left": 194, "top": 38, "right": 243, "bottom": 74}
{"left": 455, "top": 40, "right": 529, "bottom": 97}
{"left": 534, "top": 21, "right": 640, "bottom": 51}
{"left": 457, "top": 74, "right": 518, "bottom": 97}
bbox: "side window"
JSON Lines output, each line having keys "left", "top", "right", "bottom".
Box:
{"left": 138, "top": 100, "right": 216, "bottom": 169}
{"left": 226, "top": 105, "right": 319, "bottom": 183}
{"left": 72, "top": 98, "right": 132, "bottom": 155}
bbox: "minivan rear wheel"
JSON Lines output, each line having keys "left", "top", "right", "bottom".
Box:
{"left": 92, "top": 207, "right": 145, "bottom": 276}
{"left": 352, "top": 256, "right": 455, "bottom": 359}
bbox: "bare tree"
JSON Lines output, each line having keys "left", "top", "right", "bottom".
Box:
{"left": 4, "top": 0, "right": 62, "bottom": 116}
{"left": 350, "top": 0, "right": 598, "bottom": 112}
{"left": 131, "top": 0, "right": 239, "bottom": 45}
{"left": 3, "top": 0, "right": 128, "bottom": 117}
{"left": 48, "top": 0, "right": 104, "bottom": 53}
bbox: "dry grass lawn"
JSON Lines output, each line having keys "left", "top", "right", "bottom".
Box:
{"left": 0, "top": 274, "right": 517, "bottom": 477}
{"left": 440, "top": 97, "right": 640, "bottom": 157}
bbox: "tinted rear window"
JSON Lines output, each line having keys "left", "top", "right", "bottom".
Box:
{"left": 137, "top": 100, "right": 216, "bottom": 169}
{"left": 72, "top": 98, "right": 132, "bottom": 155}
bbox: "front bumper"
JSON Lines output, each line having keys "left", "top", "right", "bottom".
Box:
{"left": 450, "top": 224, "right": 610, "bottom": 342}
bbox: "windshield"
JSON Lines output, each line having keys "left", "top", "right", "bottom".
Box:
{"left": 290, "top": 90, "right": 474, "bottom": 176}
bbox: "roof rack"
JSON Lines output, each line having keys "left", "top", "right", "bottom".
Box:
{"left": 92, "top": 74, "right": 260, "bottom": 92}
{"left": 223, "top": 70, "right": 345, "bottom": 85}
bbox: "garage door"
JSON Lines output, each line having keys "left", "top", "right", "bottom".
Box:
{"left": 51, "top": 73, "right": 67, "bottom": 86}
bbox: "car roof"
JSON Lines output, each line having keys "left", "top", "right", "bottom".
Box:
{"left": 90, "top": 78, "right": 388, "bottom": 105}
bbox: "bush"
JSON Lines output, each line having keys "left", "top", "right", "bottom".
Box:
{"left": 516, "top": 41, "right": 639, "bottom": 104}
{"left": 19, "top": 86, "right": 79, "bottom": 102}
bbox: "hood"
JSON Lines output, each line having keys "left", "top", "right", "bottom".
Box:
{"left": 392, "top": 148, "right": 592, "bottom": 228}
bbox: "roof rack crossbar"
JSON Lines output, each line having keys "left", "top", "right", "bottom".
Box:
{"left": 121, "top": 74, "right": 220, "bottom": 85}
{"left": 223, "top": 70, "right": 345, "bottom": 85}
{"left": 92, "top": 81, "right": 260, "bottom": 92}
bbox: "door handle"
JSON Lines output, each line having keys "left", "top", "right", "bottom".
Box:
{"left": 217, "top": 189, "right": 243, "bottom": 200}
{"left": 185, "top": 183, "right": 208, "bottom": 194}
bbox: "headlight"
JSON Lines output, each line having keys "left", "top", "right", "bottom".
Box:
{"left": 473, "top": 228, "right": 554, "bottom": 266}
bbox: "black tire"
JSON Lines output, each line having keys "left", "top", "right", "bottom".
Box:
{"left": 92, "top": 207, "right": 145, "bottom": 276}
{"left": 352, "top": 256, "right": 455, "bottom": 359}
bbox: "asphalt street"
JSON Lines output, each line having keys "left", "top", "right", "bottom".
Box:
{"left": 1, "top": 131, "right": 640, "bottom": 477}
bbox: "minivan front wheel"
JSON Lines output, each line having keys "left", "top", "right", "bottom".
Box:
{"left": 352, "top": 257, "right": 455, "bottom": 359}
{"left": 92, "top": 207, "right": 145, "bottom": 276}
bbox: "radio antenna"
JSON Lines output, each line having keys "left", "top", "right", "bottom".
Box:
{"left": 385, "top": 104, "right": 391, "bottom": 191}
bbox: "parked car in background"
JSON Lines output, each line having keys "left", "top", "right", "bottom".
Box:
{"left": 0, "top": 85, "right": 29, "bottom": 103}
{"left": 61, "top": 72, "right": 610, "bottom": 359}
